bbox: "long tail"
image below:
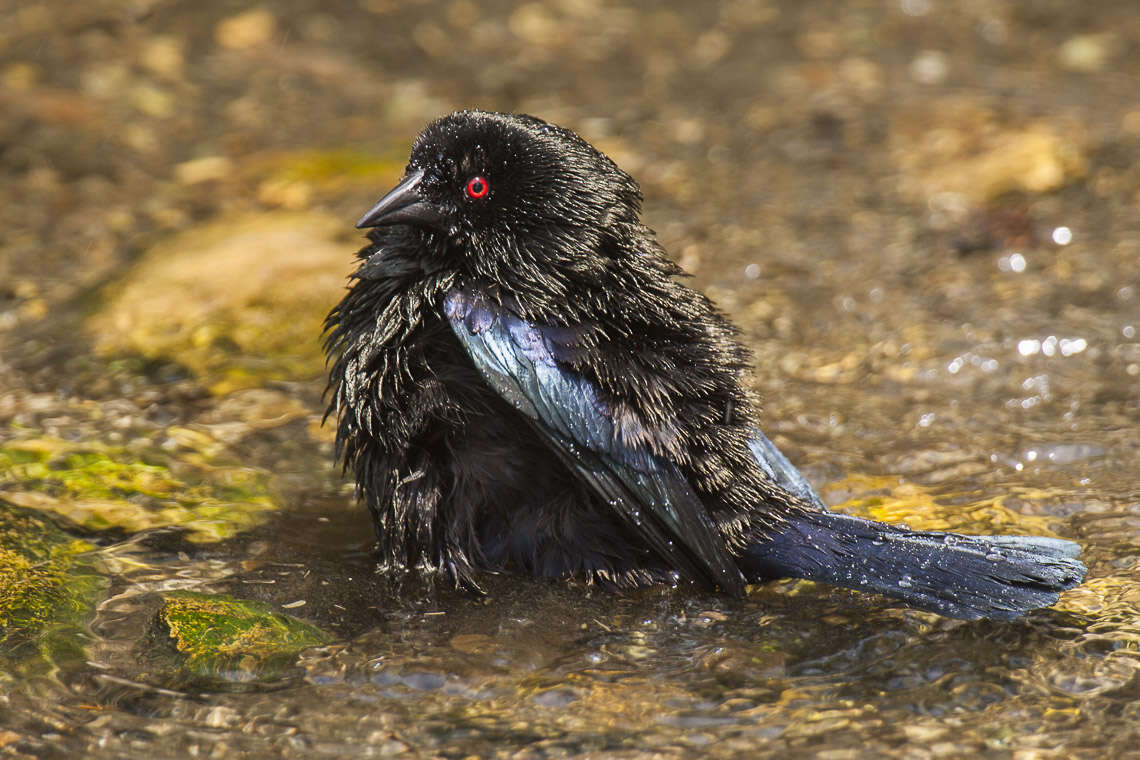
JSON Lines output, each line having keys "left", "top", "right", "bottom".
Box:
{"left": 740, "top": 510, "right": 1087, "bottom": 621}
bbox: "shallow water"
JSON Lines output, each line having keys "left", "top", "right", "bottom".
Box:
{"left": 1, "top": 1, "right": 1138, "bottom": 757}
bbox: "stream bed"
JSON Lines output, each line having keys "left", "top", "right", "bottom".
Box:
{"left": 1, "top": 1, "right": 1137, "bottom": 757}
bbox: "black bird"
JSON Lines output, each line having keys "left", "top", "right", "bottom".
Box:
{"left": 324, "top": 110, "right": 1085, "bottom": 620}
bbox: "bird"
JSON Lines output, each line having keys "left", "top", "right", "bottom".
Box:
{"left": 323, "top": 110, "right": 1086, "bottom": 621}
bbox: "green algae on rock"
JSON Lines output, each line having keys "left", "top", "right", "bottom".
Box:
{"left": 87, "top": 212, "right": 353, "bottom": 395}
{"left": 151, "top": 591, "right": 332, "bottom": 684}
{"left": 0, "top": 501, "right": 107, "bottom": 676}
{"left": 0, "top": 436, "right": 276, "bottom": 543}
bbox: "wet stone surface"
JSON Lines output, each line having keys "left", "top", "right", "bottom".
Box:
{"left": 0, "top": 502, "right": 107, "bottom": 679}
{"left": 144, "top": 590, "right": 333, "bottom": 687}
{"left": 1, "top": 0, "right": 1138, "bottom": 758}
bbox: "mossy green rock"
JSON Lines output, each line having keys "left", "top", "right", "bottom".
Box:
{"left": 0, "top": 436, "right": 276, "bottom": 543}
{"left": 154, "top": 591, "right": 332, "bottom": 683}
{"left": 88, "top": 211, "right": 352, "bottom": 395}
{"left": 0, "top": 501, "right": 107, "bottom": 675}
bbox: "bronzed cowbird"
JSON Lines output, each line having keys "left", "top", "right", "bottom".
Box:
{"left": 324, "top": 110, "right": 1085, "bottom": 620}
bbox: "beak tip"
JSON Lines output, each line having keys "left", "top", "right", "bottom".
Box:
{"left": 354, "top": 168, "right": 434, "bottom": 232}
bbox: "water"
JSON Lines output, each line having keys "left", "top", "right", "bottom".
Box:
{"left": 1, "top": 0, "right": 1138, "bottom": 757}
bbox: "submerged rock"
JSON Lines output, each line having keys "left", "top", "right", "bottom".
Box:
{"left": 822, "top": 474, "right": 1072, "bottom": 538}
{"left": 147, "top": 591, "right": 332, "bottom": 686}
{"left": 0, "top": 436, "right": 276, "bottom": 543}
{"left": 88, "top": 212, "right": 352, "bottom": 395}
{"left": 0, "top": 501, "right": 107, "bottom": 677}
{"left": 889, "top": 99, "right": 1087, "bottom": 205}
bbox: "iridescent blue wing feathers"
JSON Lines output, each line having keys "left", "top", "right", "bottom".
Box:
{"left": 445, "top": 288, "right": 747, "bottom": 594}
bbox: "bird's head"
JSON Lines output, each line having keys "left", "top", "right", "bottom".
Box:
{"left": 356, "top": 111, "right": 644, "bottom": 282}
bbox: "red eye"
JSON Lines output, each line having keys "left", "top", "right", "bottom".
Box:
{"left": 465, "top": 176, "right": 489, "bottom": 199}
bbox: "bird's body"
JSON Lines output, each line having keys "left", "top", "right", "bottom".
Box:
{"left": 325, "top": 111, "right": 1085, "bottom": 620}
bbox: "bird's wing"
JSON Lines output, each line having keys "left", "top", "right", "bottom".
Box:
{"left": 444, "top": 289, "right": 746, "bottom": 594}
{"left": 746, "top": 431, "right": 827, "bottom": 510}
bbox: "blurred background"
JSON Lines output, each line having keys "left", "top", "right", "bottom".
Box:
{"left": 1, "top": 1, "right": 1138, "bottom": 757}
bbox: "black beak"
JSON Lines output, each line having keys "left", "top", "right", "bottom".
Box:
{"left": 355, "top": 169, "right": 447, "bottom": 230}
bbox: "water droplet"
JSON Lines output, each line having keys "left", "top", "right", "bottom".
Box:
{"left": 999, "top": 252, "right": 1027, "bottom": 273}
{"left": 1059, "top": 337, "right": 1087, "bottom": 357}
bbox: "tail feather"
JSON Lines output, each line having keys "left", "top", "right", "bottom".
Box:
{"left": 742, "top": 510, "right": 1087, "bottom": 621}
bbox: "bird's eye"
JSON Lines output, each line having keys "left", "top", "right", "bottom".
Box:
{"left": 465, "top": 176, "right": 490, "bottom": 199}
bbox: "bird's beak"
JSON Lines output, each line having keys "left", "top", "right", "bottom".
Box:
{"left": 355, "top": 169, "right": 447, "bottom": 230}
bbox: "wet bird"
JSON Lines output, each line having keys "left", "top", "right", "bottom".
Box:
{"left": 324, "top": 110, "right": 1085, "bottom": 620}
